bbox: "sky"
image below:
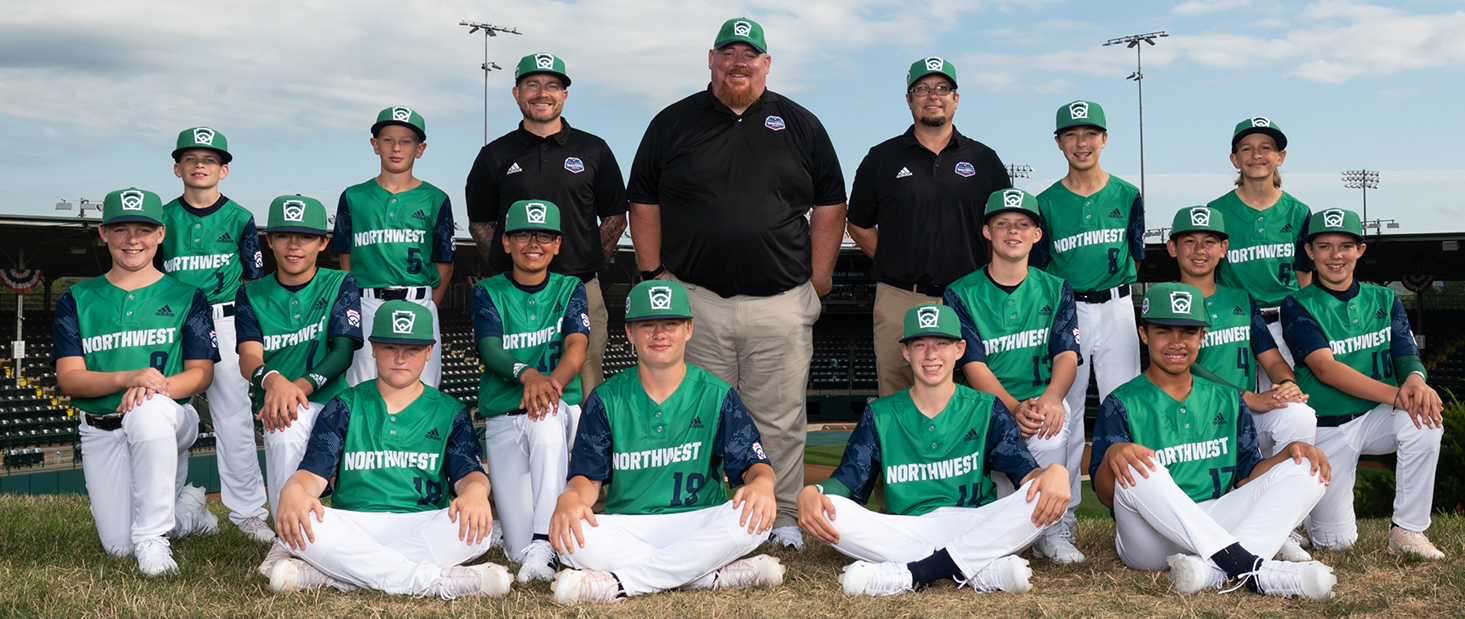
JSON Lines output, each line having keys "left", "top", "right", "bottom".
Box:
{"left": 2, "top": 0, "right": 1463, "bottom": 239}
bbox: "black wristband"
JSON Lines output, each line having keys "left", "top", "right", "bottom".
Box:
{"left": 304, "top": 372, "right": 327, "bottom": 391}
{"left": 639, "top": 265, "right": 665, "bottom": 281}
{"left": 251, "top": 364, "right": 279, "bottom": 390}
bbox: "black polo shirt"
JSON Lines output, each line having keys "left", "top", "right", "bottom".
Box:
{"left": 628, "top": 86, "right": 846, "bottom": 298}
{"left": 465, "top": 119, "right": 628, "bottom": 277}
{"left": 847, "top": 126, "right": 1010, "bottom": 288}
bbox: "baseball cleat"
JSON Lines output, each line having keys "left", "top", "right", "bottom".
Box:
{"left": 1032, "top": 531, "right": 1087, "bottom": 564}
{"left": 237, "top": 516, "right": 277, "bottom": 544}
{"left": 550, "top": 568, "right": 625, "bottom": 605}
{"left": 710, "top": 554, "right": 785, "bottom": 590}
{"left": 269, "top": 559, "right": 327, "bottom": 593}
{"left": 175, "top": 485, "right": 219, "bottom": 537}
{"left": 839, "top": 561, "right": 913, "bottom": 596}
{"left": 135, "top": 537, "right": 179, "bottom": 577}
{"left": 516, "top": 539, "right": 558, "bottom": 583}
{"left": 1291, "top": 527, "right": 1312, "bottom": 550}
{"left": 770, "top": 525, "right": 805, "bottom": 551}
{"left": 1165, "top": 554, "right": 1224, "bottom": 594}
{"left": 488, "top": 519, "right": 505, "bottom": 551}
{"left": 257, "top": 541, "right": 293, "bottom": 578}
{"left": 1388, "top": 527, "right": 1446, "bottom": 560}
{"left": 1275, "top": 532, "right": 1312, "bottom": 562}
{"left": 963, "top": 555, "right": 1033, "bottom": 594}
{"left": 1250, "top": 559, "right": 1337, "bottom": 601}
{"left": 438, "top": 563, "right": 512, "bottom": 599}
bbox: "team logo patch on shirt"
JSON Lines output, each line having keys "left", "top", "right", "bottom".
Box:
{"left": 896, "top": 167, "right": 913, "bottom": 179}
{"left": 1069, "top": 101, "right": 1089, "bottom": 120}
{"left": 1171, "top": 291, "right": 1193, "bottom": 314}
{"left": 217, "top": 232, "right": 233, "bottom": 244}
{"left": 253, "top": 251, "right": 263, "bottom": 269}
{"left": 954, "top": 162, "right": 976, "bottom": 177}
{"left": 120, "top": 190, "right": 146, "bottom": 211}
{"left": 917, "top": 306, "right": 940, "bottom": 328}
{"left": 1039, "top": 305, "right": 1052, "bottom": 316}
{"left": 347, "top": 309, "right": 360, "bottom": 327}
{"left": 1322, "top": 209, "right": 1346, "bottom": 228}
{"left": 192, "top": 127, "right": 217, "bottom": 146}
{"left": 506, "top": 162, "right": 522, "bottom": 175}
{"left": 526, "top": 202, "right": 548, "bottom": 224}
{"left": 690, "top": 415, "right": 703, "bottom": 429}
{"left": 155, "top": 305, "right": 174, "bottom": 317}
{"left": 580, "top": 313, "right": 590, "bottom": 328}
{"left": 564, "top": 157, "right": 585, "bottom": 173}
{"left": 751, "top": 441, "right": 767, "bottom": 460}
{"left": 764, "top": 116, "right": 785, "bottom": 131}
{"left": 1189, "top": 207, "right": 1211, "bottom": 227}
{"left": 391, "top": 310, "right": 416, "bottom": 334}
{"left": 963, "top": 428, "right": 980, "bottom": 442}
{"left": 423, "top": 427, "right": 442, "bottom": 441}
{"left": 1073, "top": 328, "right": 1081, "bottom": 345}
{"left": 1109, "top": 207, "right": 1123, "bottom": 218}
{"left": 282, "top": 200, "right": 307, "bottom": 222}
{"left": 648, "top": 285, "right": 673, "bottom": 310}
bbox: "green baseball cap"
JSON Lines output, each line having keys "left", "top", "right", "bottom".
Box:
{"left": 369, "top": 300, "right": 436, "bottom": 346}
{"left": 267, "top": 195, "right": 329, "bottom": 235}
{"left": 102, "top": 187, "right": 164, "bottom": 226}
{"left": 515, "top": 53, "right": 571, "bottom": 88}
{"left": 1055, "top": 100, "right": 1106, "bottom": 133}
{"left": 372, "top": 106, "right": 427, "bottom": 141}
{"left": 625, "top": 280, "right": 693, "bottom": 322}
{"left": 504, "top": 200, "right": 562, "bottom": 234}
{"left": 1306, "top": 208, "right": 1364, "bottom": 243}
{"left": 172, "top": 126, "right": 232, "bottom": 164}
{"left": 901, "top": 304, "right": 961, "bottom": 342}
{"left": 906, "top": 56, "right": 958, "bottom": 90}
{"left": 983, "top": 188, "right": 1042, "bottom": 225}
{"left": 1141, "top": 282, "right": 1211, "bottom": 328}
{"left": 1169, "top": 206, "right": 1228, "bottom": 240}
{"left": 714, "top": 17, "right": 766, "bottom": 54}
{"left": 1231, "top": 116, "right": 1286, "bottom": 151}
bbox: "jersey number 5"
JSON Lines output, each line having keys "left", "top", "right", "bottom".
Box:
{"left": 406, "top": 248, "right": 423, "bottom": 275}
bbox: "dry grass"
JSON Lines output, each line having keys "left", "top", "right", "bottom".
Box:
{"left": 0, "top": 493, "right": 1461, "bottom": 618}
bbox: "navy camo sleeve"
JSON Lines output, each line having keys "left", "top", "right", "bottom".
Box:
{"left": 182, "top": 289, "right": 220, "bottom": 362}
{"left": 1234, "top": 399, "right": 1262, "bottom": 483}
{"left": 563, "top": 282, "right": 591, "bottom": 338}
{"left": 825, "top": 405, "right": 883, "bottom": 504}
{"left": 299, "top": 396, "right": 350, "bottom": 478}
{"left": 1249, "top": 297, "right": 1279, "bottom": 356}
{"left": 713, "top": 389, "right": 771, "bottom": 487}
{"left": 1127, "top": 194, "right": 1146, "bottom": 261}
{"left": 239, "top": 216, "right": 264, "bottom": 279}
{"left": 1388, "top": 295, "right": 1420, "bottom": 358}
{"left": 1281, "top": 296, "right": 1329, "bottom": 367}
{"left": 568, "top": 392, "right": 613, "bottom": 482}
{"left": 1050, "top": 282, "right": 1081, "bottom": 360}
{"left": 431, "top": 197, "right": 456, "bottom": 263}
{"left": 1031, "top": 214, "right": 1053, "bottom": 268}
{"left": 1293, "top": 212, "right": 1315, "bottom": 272}
{"left": 234, "top": 287, "right": 263, "bottom": 344}
{"left": 943, "top": 289, "right": 988, "bottom": 367}
{"left": 50, "top": 291, "right": 82, "bottom": 362}
{"left": 470, "top": 284, "right": 503, "bottom": 342}
{"left": 328, "top": 193, "right": 353, "bottom": 253}
{"left": 987, "top": 399, "right": 1038, "bottom": 485}
{"left": 444, "top": 407, "right": 486, "bottom": 486}
{"left": 1089, "top": 394, "right": 1133, "bottom": 479}
{"left": 328, "top": 274, "right": 364, "bottom": 344}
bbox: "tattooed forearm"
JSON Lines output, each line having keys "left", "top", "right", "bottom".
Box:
{"left": 599, "top": 213, "right": 627, "bottom": 261}
{"left": 469, "top": 220, "right": 497, "bottom": 265}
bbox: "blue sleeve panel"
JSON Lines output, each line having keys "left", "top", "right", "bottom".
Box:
{"left": 1088, "top": 394, "right": 1134, "bottom": 479}
{"left": 328, "top": 193, "right": 352, "bottom": 253}
{"left": 444, "top": 407, "right": 486, "bottom": 487}
{"left": 1050, "top": 282, "right": 1081, "bottom": 360}
{"left": 987, "top": 399, "right": 1039, "bottom": 486}
{"left": 1389, "top": 295, "right": 1421, "bottom": 359}
{"left": 234, "top": 287, "right": 262, "bottom": 344}
{"left": 470, "top": 284, "right": 504, "bottom": 342}
{"left": 298, "top": 396, "right": 349, "bottom": 479}
{"left": 563, "top": 282, "right": 591, "bottom": 338}
{"left": 1293, "top": 214, "right": 1315, "bottom": 273}
{"left": 825, "top": 405, "right": 883, "bottom": 504}
{"left": 943, "top": 288, "right": 988, "bottom": 367}
{"left": 712, "top": 389, "right": 772, "bottom": 487}
{"left": 431, "top": 196, "right": 456, "bottom": 264}
{"left": 50, "top": 291, "right": 82, "bottom": 362}
{"left": 1127, "top": 193, "right": 1147, "bottom": 260}
{"left": 567, "top": 392, "right": 613, "bottom": 482}
{"left": 1249, "top": 296, "right": 1278, "bottom": 356}
{"left": 1233, "top": 398, "right": 1263, "bottom": 484}
{"left": 182, "top": 289, "right": 220, "bottom": 362}
{"left": 1281, "top": 296, "right": 1330, "bottom": 367}
{"left": 239, "top": 216, "right": 264, "bottom": 279}
{"left": 327, "top": 274, "right": 364, "bottom": 344}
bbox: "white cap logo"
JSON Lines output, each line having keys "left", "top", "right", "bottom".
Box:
{"left": 924, "top": 56, "right": 945, "bottom": 71}
{"left": 282, "top": 200, "right": 306, "bottom": 222}
{"left": 917, "top": 306, "right": 940, "bottom": 329}
{"left": 192, "top": 127, "right": 216, "bottom": 146}
{"left": 1322, "top": 208, "right": 1346, "bottom": 228}
{"left": 525, "top": 202, "right": 547, "bottom": 224}
{"left": 391, "top": 310, "right": 416, "bottom": 334}
{"left": 1170, "top": 291, "right": 1193, "bottom": 315}
{"left": 1189, "top": 207, "right": 1211, "bottom": 227}
{"left": 1003, "top": 189, "right": 1024, "bottom": 209}
{"left": 1069, "top": 101, "right": 1089, "bottom": 120}
{"left": 733, "top": 21, "right": 752, "bottom": 37}
{"left": 391, "top": 106, "right": 414, "bottom": 122}
{"left": 649, "top": 286, "right": 673, "bottom": 310}
{"left": 120, "top": 190, "right": 145, "bottom": 211}
{"left": 535, "top": 53, "right": 555, "bottom": 70}
{"left": 1251, "top": 116, "right": 1271, "bottom": 128}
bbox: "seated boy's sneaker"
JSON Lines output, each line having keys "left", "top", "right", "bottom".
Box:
{"left": 257, "top": 541, "right": 293, "bottom": 578}
{"left": 269, "top": 559, "right": 330, "bottom": 593}
{"left": 237, "top": 516, "right": 276, "bottom": 544}
{"left": 1031, "top": 529, "right": 1086, "bottom": 564}
{"left": 517, "top": 539, "right": 558, "bottom": 583}
{"left": 1165, "top": 554, "right": 1225, "bottom": 594}
{"left": 1388, "top": 527, "right": 1446, "bottom": 560}
{"left": 709, "top": 554, "right": 785, "bottom": 590}
{"left": 438, "top": 563, "right": 512, "bottom": 599}
{"left": 135, "top": 537, "right": 179, "bottom": 577}
{"left": 839, "top": 561, "right": 913, "bottom": 596}
{"left": 1250, "top": 559, "right": 1336, "bottom": 601}
{"left": 770, "top": 526, "right": 804, "bottom": 551}
{"left": 1292, "top": 527, "right": 1312, "bottom": 549}
{"left": 962, "top": 555, "right": 1033, "bottom": 594}
{"left": 1275, "top": 532, "right": 1312, "bottom": 562}
{"left": 551, "top": 569, "right": 625, "bottom": 605}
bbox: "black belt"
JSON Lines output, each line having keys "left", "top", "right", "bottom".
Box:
{"left": 884, "top": 281, "right": 946, "bottom": 298}
{"left": 503, "top": 409, "right": 528, "bottom": 416}
{"left": 366, "top": 286, "right": 431, "bottom": 301}
{"left": 1074, "top": 284, "right": 1131, "bottom": 304}
{"left": 1261, "top": 307, "right": 1280, "bottom": 324}
{"left": 84, "top": 413, "right": 125, "bottom": 431}
{"left": 1317, "top": 411, "right": 1369, "bottom": 428}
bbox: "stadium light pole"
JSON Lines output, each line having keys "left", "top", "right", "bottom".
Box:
{"left": 1104, "top": 31, "right": 1168, "bottom": 201}
{"left": 1006, "top": 164, "right": 1033, "bottom": 181}
{"left": 1342, "top": 169, "right": 1380, "bottom": 226}
{"left": 460, "top": 19, "right": 522, "bottom": 145}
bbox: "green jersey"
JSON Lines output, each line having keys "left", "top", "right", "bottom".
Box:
{"left": 470, "top": 273, "right": 591, "bottom": 415}
{"left": 327, "top": 179, "right": 457, "bottom": 289}
{"left": 160, "top": 197, "right": 264, "bottom": 305}
{"left": 1209, "top": 190, "right": 1313, "bottom": 307}
{"left": 1093, "top": 375, "right": 1262, "bottom": 503}
{"left": 944, "top": 267, "right": 1080, "bottom": 401}
{"left": 1282, "top": 283, "right": 1420, "bottom": 417}
{"left": 50, "top": 275, "right": 220, "bottom": 416}
{"left": 1194, "top": 285, "right": 1277, "bottom": 390}
{"left": 820, "top": 386, "right": 1039, "bottom": 516}
{"left": 1034, "top": 176, "right": 1146, "bottom": 292}
{"left": 568, "top": 365, "right": 771, "bottom": 515}
{"left": 235, "top": 269, "right": 364, "bottom": 411}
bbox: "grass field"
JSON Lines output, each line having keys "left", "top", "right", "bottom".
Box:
{"left": 1, "top": 493, "right": 1461, "bottom": 618}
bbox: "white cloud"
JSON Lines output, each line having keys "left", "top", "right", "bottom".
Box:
{"left": 1172, "top": 0, "right": 1254, "bottom": 16}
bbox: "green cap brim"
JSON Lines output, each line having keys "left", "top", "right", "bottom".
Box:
{"left": 1144, "top": 317, "right": 1212, "bottom": 328}
{"left": 1054, "top": 120, "right": 1105, "bottom": 134}
{"left": 625, "top": 312, "right": 693, "bottom": 323}
{"left": 1169, "top": 229, "right": 1229, "bottom": 241}
{"left": 170, "top": 146, "right": 232, "bottom": 164}
{"left": 1231, "top": 127, "right": 1286, "bottom": 151}
{"left": 368, "top": 335, "right": 436, "bottom": 346}
{"left": 516, "top": 70, "right": 571, "bottom": 88}
{"left": 899, "top": 332, "right": 961, "bottom": 343}
{"left": 267, "top": 226, "right": 327, "bottom": 236}
{"left": 371, "top": 120, "right": 426, "bottom": 141}
{"left": 983, "top": 207, "right": 1042, "bottom": 225}
{"left": 103, "top": 215, "right": 164, "bottom": 226}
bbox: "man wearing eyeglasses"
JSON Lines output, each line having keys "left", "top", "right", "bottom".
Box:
{"left": 466, "top": 53, "right": 628, "bottom": 396}
{"left": 846, "top": 57, "right": 1012, "bottom": 397}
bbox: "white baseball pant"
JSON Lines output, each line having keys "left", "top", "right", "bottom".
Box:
{"left": 994, "top": 401, "right": 1071, "bottom": 502}
{"left": 481, "top": 402, "right": 577, "bottom": 559}
{"left": 286, "top": 506, "right": 490, "bottom": 595}
{"left": 824, "top": 480, "right": 1051, "bottom": 578}
{"left": 1250, "top": 401, "right": 1317, "bottom": 459}
{"left": 1060, "top": 289, "right": 1141, "bottom": 539}
{"left": 263, "top": 402, "right": 324, "bottom": 522}
{"left": 79, "top": 397, "right": 204, "bottom": 556}
{"left": 1305, "top": 403, "right": 1443, "bottom": 550}
{"left": 348, "top": 293, "right": 441, "bottom": 388}
{"left": 558, "top": 500, "right": 769, "bottom": 596}
{"left": 1111, "top": 458, "right": 1326, "bottom": 570}
{"left": 1256, "top": 318, "right": 1294, "bottom": 392}
{"left": 189, "top": 311, "right": 268, "bottom": 526}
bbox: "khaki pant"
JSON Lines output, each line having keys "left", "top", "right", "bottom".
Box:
{"left": 578, "top": 277, "right": 609, "bottom": 395}
{"left": 873, "top": 283, "right": 942, "bottom": 397}
{"left": 667, "top": 272, "right": 821, "bottom": 529}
